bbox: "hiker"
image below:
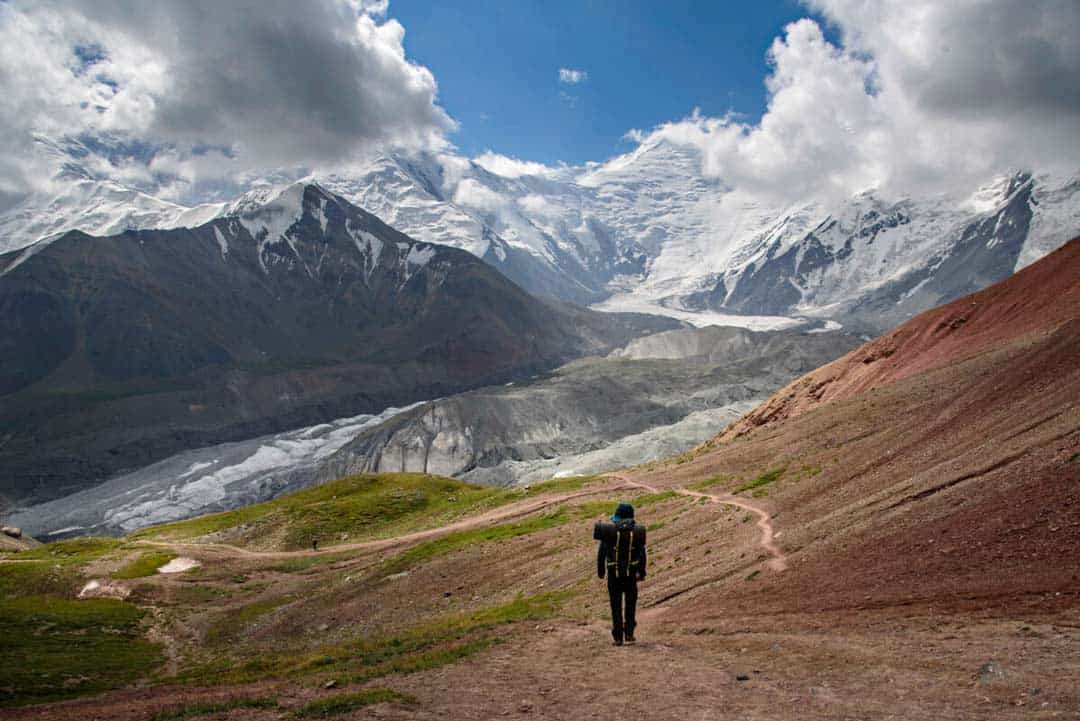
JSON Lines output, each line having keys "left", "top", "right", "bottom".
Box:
{"left": 595, "top": 502, "right": 647, "bottom": 646}
{"left": 312, "top": 535, "right": 318, "bottom": 551}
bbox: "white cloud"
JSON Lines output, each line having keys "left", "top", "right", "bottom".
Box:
{"left": 352, "top": 0, "right": 390, "bottom": 17}
{"left": 473, "top": 151, "right": 555, "bottom": 179}
{"left": 452, "top": 178, "right": 510, "bottom": 213}
{"left": 517, "top": 193, "right": 553, "bottom": 215}
{"left": 623, "top": 1, "right": 1080, "bottom": 204}
{"left": 0, "top": 0, "right": 454, "bottom": 207}
{"left": 558, "top": 68, "right": 588, "bottom": 84}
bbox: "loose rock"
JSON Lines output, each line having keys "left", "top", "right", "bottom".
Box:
{"left": 978, "top": 660, "right": 1007, "bottom": 684}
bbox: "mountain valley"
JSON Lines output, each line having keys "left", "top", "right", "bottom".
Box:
{"left": 2, "top": 237, "right": 1076, "bottom": 720}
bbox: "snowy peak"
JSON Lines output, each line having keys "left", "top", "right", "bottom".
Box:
{"left": 3, "top": 136, "right": 1078, "bottom": 333}
{"left": 202, "top": 181, "right": 450, "bottom": 284}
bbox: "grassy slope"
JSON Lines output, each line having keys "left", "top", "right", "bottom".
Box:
{"left": 0, "top": 471, "right": 649, "bottom": 709}
{"left": 0, "top": 596, "right": 162, "bottom": 707}
{"left": 131, "top": 472, "right": 519, "bottom": 550}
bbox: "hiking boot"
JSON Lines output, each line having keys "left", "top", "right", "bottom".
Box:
{"left": 612, "top": 638, "right": 624, "bottom": 647}
{"left": 625, "top": 635, "right": 636, "bottom": 645}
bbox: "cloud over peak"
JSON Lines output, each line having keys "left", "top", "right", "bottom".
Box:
{"left": 623, "top": 1, "right": 1080, "bottom": 204}
{"left": 0, "top": 0, "right": 455, "bottom": 205}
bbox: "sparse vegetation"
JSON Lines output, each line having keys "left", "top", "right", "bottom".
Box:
{"left": 183, "top": 591, "right": 568, "bottom": 686}
{"left": 150, "top": 696, "right": 280, "bottom": 721}
{"left": 206, "top": 596, "right": 296, "bottom": 643}
{"left": 636, "top": 490, "right": 679, "bottom": 506}
{"left": 0, "top": 596, "right": 162, "bottom": 707}
{"left": 688, "top": 474, "right": 733, "bottom": 491}
{"left": 291, "top": 689, "right": 416, "bottom": 718}
{"left": 733, "top": 467, "right": 786, "bottom": 494}
{"left": 525, "top": 474, "right": 603, "bottom": 494}
{"left": 379, "top": 507, "right": 573, "bottom": 577}
{"left": 261, "top": 550, "right": 357, "bottom": 574}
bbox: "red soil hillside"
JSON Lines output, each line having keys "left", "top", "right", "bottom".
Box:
{"left": 719, "top": 236, "right": 1080, "bottom": 440}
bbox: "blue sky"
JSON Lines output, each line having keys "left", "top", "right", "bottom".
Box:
{"left": 391, "top": 0, "right": 828, "bottom": 166}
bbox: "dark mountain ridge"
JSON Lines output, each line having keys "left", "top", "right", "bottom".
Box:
{"left": 0, "top": 183, "right": 675, "bottom": 508}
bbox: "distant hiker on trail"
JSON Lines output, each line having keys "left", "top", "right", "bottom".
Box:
{"left": 311, "top": 536, "right": 318, "bottom": 551}
{"left": 594, "top": 502, "right": 647, "bottom": 646}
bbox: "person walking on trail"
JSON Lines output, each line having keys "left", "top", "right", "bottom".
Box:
{"left": 311, "top": 535, "right": 318, "bottom": 552}
{"left": 596, "top": 502, "right": 647, "bottom": 646}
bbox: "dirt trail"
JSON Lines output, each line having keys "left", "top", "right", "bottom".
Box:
{"left": 608, "top": 471, "right": 788, "bottom": 572}
{"left": 133, "top": 484, "right": 639, "bottom": 560}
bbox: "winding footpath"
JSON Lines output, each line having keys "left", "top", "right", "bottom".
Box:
{"left": 4, "top": 474, "right": 788, "bottom": 573}
{"left": 608, "top": 471, "right": 788, "bottom": 572}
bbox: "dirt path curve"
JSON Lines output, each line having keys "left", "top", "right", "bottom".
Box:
{"left": 607, "top": 471, "right": 788, "bottom": 572}
{"left": 132, "top": 484, "right": 640, "bottom": 561}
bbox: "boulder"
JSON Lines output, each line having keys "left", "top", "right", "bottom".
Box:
{"left": 1, "top": 526, "right": 21, "bottom": 539}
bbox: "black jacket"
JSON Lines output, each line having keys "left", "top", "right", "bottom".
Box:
{"left": 597, "top": 520, "right": 646, "bottom": 580}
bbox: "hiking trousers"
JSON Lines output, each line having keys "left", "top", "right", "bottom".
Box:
{"left": 607, "top": 575, "right": 638, "bottom": 642}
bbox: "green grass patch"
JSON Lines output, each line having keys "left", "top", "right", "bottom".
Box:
{"left": 16, "top": 536, "right": 123, "bottom": 563}
{"left": 150, "top": 697, "right": 280, "bottom": 721}
{"left": 112, "top": 551, "right": 177, "bottom": 579}
{"left": 133, "top": 473, "right": 516, "bottom": 551}
{"left": 291, "top": 689, "right": 415, "bottom": 718}
{"left": 687, "top": 474, "right": 733, "bottom": 491}
{"left": 733, "top": 467, "right": 786, "bottom": 494}
{"left": 0, "top": 596, "right": 162, "bottom": 707}
{"left": 635, "top": 490, "right": 679, "bottom": 506}
{"left": 0, "top": 561, "right": 80, "bottom": 600}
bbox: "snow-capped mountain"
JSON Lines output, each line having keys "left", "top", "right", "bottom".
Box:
{"left": 0, "top": 182, "right": 675, "bottom": 508}
{"left": 4, "top": 137, "right": 1079, "bottom": 333}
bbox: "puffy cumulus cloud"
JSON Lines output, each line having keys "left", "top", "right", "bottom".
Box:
{"left": 558, "top": 68, "right": 588, "bottom": 84}
{"left": 624, "top": 1, "right": 1080, "bottom": 204}
{"left": 0, "top": 0, "right": 454, "bottom": 207}
{"left": 473, "top": 151, "right": 557, "bottom": 179}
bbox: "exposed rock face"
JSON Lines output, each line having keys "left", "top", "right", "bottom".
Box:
{"left": 1, "top": 526, "right": 21, "bottom": 539}
{"left": 317, "top": 326, "right": 860, "bottom": 486}
{"left": 0, "top": 183, "right": 676, "bottom": 509}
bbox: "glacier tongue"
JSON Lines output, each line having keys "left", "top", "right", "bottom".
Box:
{"left": 9, "top": 402, "right": 428, "bottom": 538}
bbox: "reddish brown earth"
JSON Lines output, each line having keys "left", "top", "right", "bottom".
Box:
{"left": 10, "top": 238, "right": 1080, "bottom": 720}
{"left": 719, "top": 236, "right": 1080, "bottom": 440}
